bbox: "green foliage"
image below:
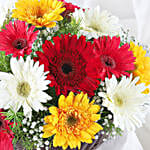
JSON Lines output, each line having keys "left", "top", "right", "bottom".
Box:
{"left": 2, "top": 108, "right": 24, "bottom": 145}
{"left": 98, "top": 107, "right": 123, "bottom": 137}
{"left": 1, "top": 9, "right": 12, "bottom": 30}
{"left": 54, "top": 17, "right": 80, "bottom": 36}
{"left": 0, "top": 52, "right": 11, "bottom": 72}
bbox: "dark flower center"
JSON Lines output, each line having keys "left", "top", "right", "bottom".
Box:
{"left": 100, "top": 55, "right": 116, "bottom": 69}
{"left": 67, "top": 116, "right": 77, "bottom": 126}
{"left": 0, "top": 120, "right": 2, "bottom": 127}
{"left": 0, "top": 119, "right": 4, "bottom": 131}
{"left": 13, "top": 39, "right": 27, "bottom": 49}
{"left": 62, "top": 63, "right": 72, "bottom": 75}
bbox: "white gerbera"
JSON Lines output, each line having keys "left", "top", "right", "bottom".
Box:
{"left": 0, "top": 56, "right": 51, "bottom": 118}
{"left": 98, "top": 75, "right": 150, "bottom": 131}
{"left": 73, "top": 6, "right": 120, "bottom": 39}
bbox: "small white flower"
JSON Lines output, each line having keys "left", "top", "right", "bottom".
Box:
{"left": 23, "top": 128, "right": 27, "bottom": 132}
{"left": 45, "top": 141, "right": 49, "bottom": 146}
{"left": 73, "top": 6, "right": 120, "bottom": 39}
{"left": 103, "top": 138, "right": 107, "bottom": 142}
{"left": 0, "top": 56, "right": 52, "bottom": 119}
{"left": 22, "top": 119, "right": 27, "bottom": 124}
{"left": 108, "top": 114, "right": 112, "bottom": 120}
{"left": 33, "top": 136, "right": 38, "bottom": 141}
{"left": 29, "top": 130, "right": 34, "bottom": 134}
{"left": 101, "top": 131, "right": 105, "bottom": 135}
{"left": 27, "top": 122, "right": 30, "bottom": 126}
{"left": 31, "top": 122, "right": 36, "bottom": 128}
{"left": 47, "top": 36, "right": 52, "bottom": 41}
{"left": 99, "top": 75, "right": 150, "bottom": 131}
{"left": 104, "top": 119, "right": 108, "bottom": 123}
{"left": 95, "top": 135, "right": 99, "bottom": 140}
{"left": 34, "top": 129, "right": 38, "bottom": 132}
{"left": 41, "top": 145, "right": 44, "bottom": 147}
{"left": 39, "top": 126, "right": 43, "bottom": 131}
{"left": 45, "top": 147, "right": 49, "bottom": 150}
{"left": 40, "top": 133, "right": 43, "bottom": 138}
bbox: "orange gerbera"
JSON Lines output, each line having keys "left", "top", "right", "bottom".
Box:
{"left": 12, "top": 0, "right": 66, "bottom": 28}
{"left": 42, "top": 92, "right": 103, "bottom": 149}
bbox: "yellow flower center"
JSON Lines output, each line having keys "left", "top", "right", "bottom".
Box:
{"left": 115, "top": 97, "right": 123, "bottom": 107}
{"left": 17, "top": 82, "right": 31, "bottom": 98}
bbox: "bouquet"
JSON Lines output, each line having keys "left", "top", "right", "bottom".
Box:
{"left": 0, "top": 0, "right": 150, "bottom": 150}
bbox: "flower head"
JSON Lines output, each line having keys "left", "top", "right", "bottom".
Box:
{"left": 73, "top": 6, "right": 120, "bottom": 39}
{"left": 42, "top": 92, "right": 103, "bottom": 149}
{"left": 63, "top": 2, "right": 80, "bottom": 17}
{"left": 35, "top": 34, "right": 100, "bottom": 96}
{"left": 130, "top": 42, "right": 150, "bottom": 94}
{"left": 12, "top": 0, "right": 66, "bottom": 28}
{"left": 98, "top": 75, "right": 149, "bottom": 131}
{"left": 94, "top": 36, "right": 135, "bottom": 81}
{"left": 0, "top": 56, "right": 51, "bottom": 118}
{"left": 0, "top": 20, "right": 38, "bottom": 57}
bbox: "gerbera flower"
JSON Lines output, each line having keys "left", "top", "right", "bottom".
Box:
{"left": 130, "top": 42, "right": 150, "bottom": 94}
{"left": 63, "top": 1, "right": 80, "bottom": 17}
{"left": 98, "top": 75, "right": 149, "bottom": 131}
{"left": 12, "top": 0, "right": 66, "bottom": 28}
{"left": 35, "top": 34, "right": 100, "bottom": 96}
{"left": 42, "top": 91, "right": 103, "bottom": 149}
{"left": 0, "top": 20, "right": 38, "bottom": 57}
{"left": 72, "top": 6, "right": 120, "bottom": 39}
{"left": 0, "top": 56, "right": 51, "bottom": 119}
{"left": 0, "top": 109, "right": 14, "bottom": 150}
{"left": 94, "top": 36, "right": 135, "bottom": 81}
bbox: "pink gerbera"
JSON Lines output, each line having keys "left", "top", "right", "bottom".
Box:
{"left": 94, "top": 36, "right": 135, "bottom": 81}
{"left": 0, "top": 20, "right": 38, "bottom": 57}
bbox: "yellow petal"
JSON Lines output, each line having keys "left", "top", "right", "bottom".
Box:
{"left": 42, "top": 131, "right": 54, "bottom": 138}
{"left": 58, "top": 95, "right": 66, "bottom": 109}
{"left": 62, "top": 142, "right": 68, "bottom": 150}
{"left": 90, "top": 114, "right": 101, "bottom": 121}
{"left": 80, "top": 130, "right": 91, "bottom": 141}
{"left": 53, "top": 134, "right": 66, "bottom": 147}
{"left": 44, "top": 115, "right": 53, "bottom": 123}
{"left": 43, "top": 124, "right": 54, "bottom": 131}
{"left": 66, "top": 92, "right": 74, "bottom": 106}
{"left": 49, "top": 106, "right": 58, "bottom": 115}
{"left": 89, "top": 122, "right": 103, "bottom": 133}
{"left": 80, "top": 93, "right": 89, "bottom": 110}
{"left": 74, "top": 92, "right": 84, "bottom": 107}
{"left": 88, "top": 105, "right": 100, "bottom": 114}
{"left": 77, "top": 141, "right": 81, "bottom": 150}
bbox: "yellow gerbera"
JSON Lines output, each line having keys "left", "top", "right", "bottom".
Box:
{"left": 42, "top": 92, "right": 103, "bottom": 150}
{"left": 130, "top": 42, "right": 150, "bottom": 93}
{"left": 12, "top": 0, "right": 66, "bottom": 28}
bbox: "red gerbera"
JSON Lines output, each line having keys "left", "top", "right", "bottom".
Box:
{"left": 94, "top": 36, "right": 135, "bottom": 81}
{"left": 59, "top": 0, "right": 80, "bottom": 17}
{"left": 0, "top": 109, "right": 14, "bottom": 150}
{"left": 35, "top": 34, "right": 100, "bottom": 96}
{"left": 0, "top": 20, "right": 39, "bottom": 57}
{"left": 64, "top": 2, "right": 80, "bottom": 15}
